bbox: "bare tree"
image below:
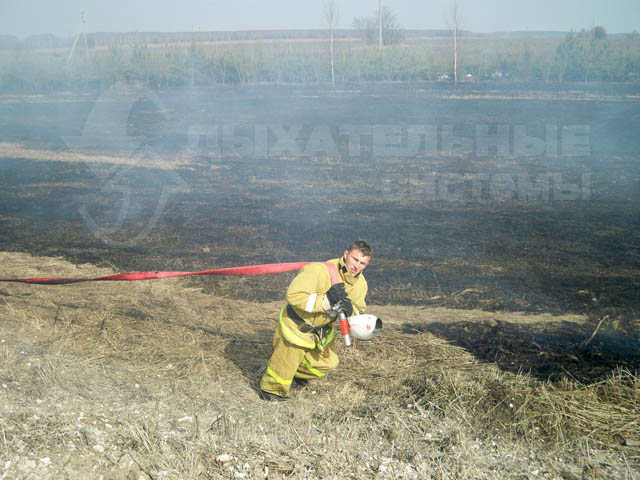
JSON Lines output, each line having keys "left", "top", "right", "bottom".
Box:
{"left": 353, "top": 6, "right": 405, "bottom": 46}
{"left": 449, "top": 0, "right": 462, "bottom": 86}
{"left": 324, "top": 0, "right": 339, "bottom": 87}
{"left": 378, "top": 0, "right": 383, "bottom": 51}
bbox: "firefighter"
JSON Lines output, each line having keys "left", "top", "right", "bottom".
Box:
{"left": 259, "top": 240, "right": 372, "bottom": 401}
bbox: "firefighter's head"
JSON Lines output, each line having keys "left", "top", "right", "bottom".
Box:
{"left": 343, "top": 240, "right": 372, "bottom": 276}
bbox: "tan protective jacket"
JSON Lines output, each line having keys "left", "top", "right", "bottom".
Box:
{"left": 279, "top": 257, "right": 368, "bottom": 349}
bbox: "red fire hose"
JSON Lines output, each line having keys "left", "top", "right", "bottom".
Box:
{"left": 0, "top": 262, "right": 311, "bottom": 285}
{"left": 1, "top": 259, "right": 354, "bottom": 345}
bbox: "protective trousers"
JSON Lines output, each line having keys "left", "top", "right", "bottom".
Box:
{"left": 260, "top": 325, "right": 339, "bottom": 398}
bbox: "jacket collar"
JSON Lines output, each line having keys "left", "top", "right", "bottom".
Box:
{"left": 338, "top": 256, "right": 359, "bottom": 286}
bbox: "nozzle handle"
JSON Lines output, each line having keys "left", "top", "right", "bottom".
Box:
{"left": 338, "top": 311, "right": 352, "bottom": 347}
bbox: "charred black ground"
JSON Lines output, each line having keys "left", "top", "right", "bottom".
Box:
{"left": 1, "top": 83, "right": 639, "bottom": 380}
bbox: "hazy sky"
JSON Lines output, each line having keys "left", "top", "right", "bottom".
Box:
{"left": 1, "top": 0, "right": 638, "bottom": 38}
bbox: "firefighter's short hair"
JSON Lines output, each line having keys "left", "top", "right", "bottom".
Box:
{"left": 348, "top": 240, "right": 372, "bottom": 258}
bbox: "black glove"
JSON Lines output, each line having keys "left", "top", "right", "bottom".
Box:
{"left": 326, "top": 283, "right": 347, "bottom": 306}
{"left": 335, "top": 299, "right": 354, "bottom": 317}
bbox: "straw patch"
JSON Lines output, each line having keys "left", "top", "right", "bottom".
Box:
{"left": 0, "top": 252, "right": 638, "bottom": 479}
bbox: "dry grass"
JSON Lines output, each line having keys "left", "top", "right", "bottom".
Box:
{"left": 0, "top": 142, "right": 196, "bottom": 170}
{"left": 0, "top": 252, "right": 638, "bottom": 479}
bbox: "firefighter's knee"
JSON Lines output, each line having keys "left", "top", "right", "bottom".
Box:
{"left": 325, "top": 349, "right": 339, "bottom": 371}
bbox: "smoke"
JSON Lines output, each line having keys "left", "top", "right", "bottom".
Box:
{"left": 0, "top": 55, "right": 639, "bottom": 330}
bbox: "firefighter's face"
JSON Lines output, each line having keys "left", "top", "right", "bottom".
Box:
{"left": 343, "top": 248, "right": 371, "bottom": 276}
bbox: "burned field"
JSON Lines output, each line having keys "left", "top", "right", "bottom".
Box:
{"left": 1, "top": 84, "right": 639, "bottom": 320}
{"left": 1, "top": 83, "right": 639, "bottom": 377}
{"left": 0, "top": 83, "right": 639, "bottom": 478}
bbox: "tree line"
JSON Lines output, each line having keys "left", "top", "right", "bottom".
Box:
{"left": 0, "top": 27, "right": 638, "bottom": 92}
